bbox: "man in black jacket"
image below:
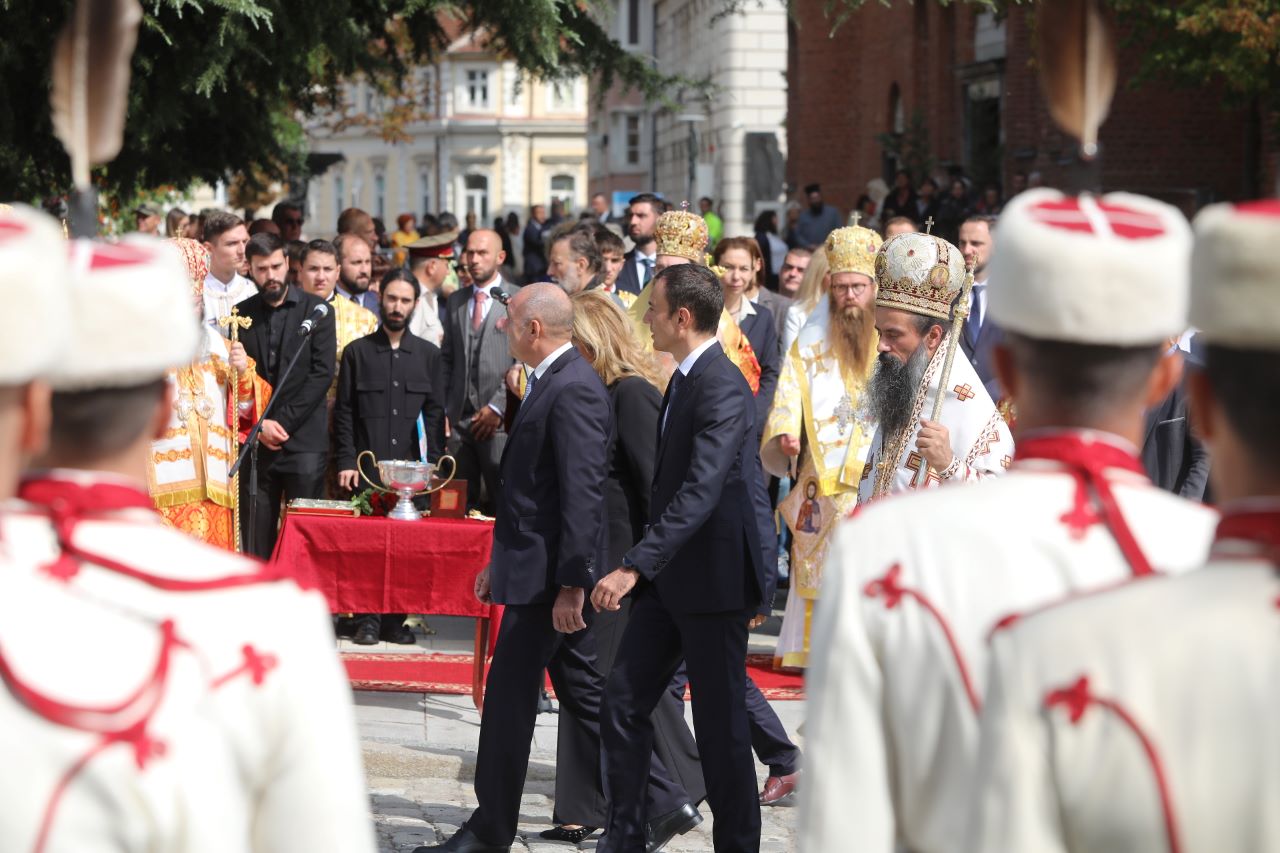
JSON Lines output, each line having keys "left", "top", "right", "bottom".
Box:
{"left": 593, "top": 263, "right": 776, "bottom": 853}
{"left": 419, "top": 284, "right": 611, "bottom": 853}
{"left": 238, "top": 232, "right": 336, "bottom": 558}
{"left": 335, "top": 272, "right": 447, "bottom": 644}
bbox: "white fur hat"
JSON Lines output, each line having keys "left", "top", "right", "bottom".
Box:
{"left": 1190, "top": 199, "right": 1280, "bottom": 349}
{"left": 987, "top": 189, "right": 1191, "bottom": 346}
{"left": 0, "top": 206, "right": 72, "bottom": 385}
{"left": 50, "top": 237, "right": 200, "bottom": 391}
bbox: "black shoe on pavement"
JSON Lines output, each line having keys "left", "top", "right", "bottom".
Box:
{"left": 351, "top": 623, "right": 380, "bottom": 645}
{"left": 412, "top": 824, "right": 510, "bottom": 852}
{"left": 380, "top": 625, "right": 417, "bottom": 644}
{"left": 645, "top": 803, "right": 702, "bottom": 853}
{"left": 537, "top": 690, "right": 557, "bottom": 714}
{"left": 538, "top": 825, "right": 597, "bottom": 843}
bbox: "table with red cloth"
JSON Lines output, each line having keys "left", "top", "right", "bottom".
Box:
{"left": 271, "top": 512, "right": 500, "bottom": 708}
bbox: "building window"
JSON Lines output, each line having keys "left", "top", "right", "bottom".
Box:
{"left": 373, "top": 168, "right": 386, "bottom": 221}
{"left": 549, "top": 174, "right": 576, "bottom": 211}
{"left": 419, "top": 167, "right": 432, "bottom": 216}
{"left": 421, "top": 67, "right": 436, "bottom": 115}
{"left": 334, "top": 174, "right": 345, "bottom": 213}
{"left": 625, "top": 114, "right": 641, "bottom": 166}
{"left": 465, "top": 69, "right": 490, "bottom": 110}
{"left": 547, "top": 79, "right": 578, "bottom": 113}
{"left": 464, "top": 174, "right": 489, "bottom": 221}
{"left": 626, "top": 0, "right": 641, "bottom": 46}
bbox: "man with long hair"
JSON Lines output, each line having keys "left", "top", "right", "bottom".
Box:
{"left": 762, "top": 224, "right": 881, "bottom": 673}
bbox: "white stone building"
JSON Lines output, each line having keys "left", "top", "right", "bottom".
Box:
{"left": 304, "top": 27, "right": 588, "bottom": 237}
{"left": 588, "top": 0, "right": 789, "bottom": 239}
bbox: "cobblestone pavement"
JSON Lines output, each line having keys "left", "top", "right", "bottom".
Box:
{"left": 352, "top": 615, "right": 802, "bottom": 852}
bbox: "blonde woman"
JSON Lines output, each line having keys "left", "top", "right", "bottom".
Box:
{"left": 782, "top": 246, "right": 830, "bottom": 353}
{"left": 542, "top": 291, "right": 705, "bottom": 845}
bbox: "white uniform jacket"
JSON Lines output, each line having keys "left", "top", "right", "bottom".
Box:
{"left": 0, "top": 471, "right": 376, "bottom": 853}
{"left": 800, "top": 431, "right": 1218, "bottom": 853}
{"left": 966, "top": 502, "right": 1280, "bottom": 853}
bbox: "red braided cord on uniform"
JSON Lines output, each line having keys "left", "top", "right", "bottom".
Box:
{"left": 1046, "top": 676, "right": 1182, "bottom": 853}
{"left": 865, "top": 562, "right": 982, "bottom": 714}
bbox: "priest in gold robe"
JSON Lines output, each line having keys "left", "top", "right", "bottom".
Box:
{"left": 150, "top": 238, "right": 271, "bottom": 551}
{"left": 761, "top": 225, "right": 881, "bottom": 668}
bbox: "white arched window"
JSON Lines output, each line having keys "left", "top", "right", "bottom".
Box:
{"left": 549, "top": 173, "right": 576, "bottom": 212}
{"left": 464, "top": 174, "right": 489, "bottom": 221}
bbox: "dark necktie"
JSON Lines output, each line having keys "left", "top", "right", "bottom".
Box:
{"left": 641, "top": 257, "right": 655, "bottom": 286}
{"left": 661, "top": 370, "right": 684, "bottom": 434}
{"left": 524, "top": 370, "right": 538, "bottom": 401}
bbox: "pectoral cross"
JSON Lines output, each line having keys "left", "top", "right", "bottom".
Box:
{"left": 924, "top": 216, "right": 935, "bottom": 235}
{"left": 834, "top": 392, "right": 856, "bottom": 437}
{"left": 851, "top": 211, "right": 861, "bottom": 228}
{"left": 217, "top": 307, "right": 253, "bottom": 554}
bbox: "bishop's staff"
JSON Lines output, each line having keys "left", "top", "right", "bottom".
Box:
{"left": 219, "top": 307, "right": 252, "bottom": 552}
{"left": 915, "top": 221, "right": 975, "bottom": 487}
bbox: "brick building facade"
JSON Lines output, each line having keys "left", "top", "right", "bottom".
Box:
{"left": 787, "top": 0, "right": 1276, "bottom": 218}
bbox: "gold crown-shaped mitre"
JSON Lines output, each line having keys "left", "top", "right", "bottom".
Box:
{"left": 825, "top": 225, "right": 883, "bottom": 277}
{"left": 874, "top": 232, "right": 967, "bottom": 321}
{"left": 655, "top": 209, "right": 709, "bottom": 263}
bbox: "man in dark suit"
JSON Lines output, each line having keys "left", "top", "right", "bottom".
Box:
{"left": 1142, "top": 344, "right": 1211, "bottom": 501}
{"left": 958, "top": 215, "right": 1003, "bottom": 400}
{"left": 615, "top": 193, "right": 663, "bottom": 297}
{"left": 419, "top": 284, "right": 611, "bottom": 853}
{"left": 593, "top": 263, "right": 776, "bottom": 853}
{"left": 441, "top": 230, "right": 520, "bottom": 514}
{"left": 238, "top": 232, "right": 336, "bottom": 558}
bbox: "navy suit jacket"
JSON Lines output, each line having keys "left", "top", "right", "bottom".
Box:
{"left": 625, "top": 343, "right": 775, "bottom": 615}
{"left": 490, "top": 347, "right": 612, "bottom": 606}
{"left": 615, "top": 249, "right": 644, "bottom": 296}
{"left": 960, "top": 309, "right": 1003, "bottom": 401}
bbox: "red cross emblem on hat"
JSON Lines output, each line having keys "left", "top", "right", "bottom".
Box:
{"left": 0, "top": 219, "right": 29, "bottom": 240}
{"left": 1236, "top": 199, "right": 1280, "bottom": 218}
{"left": 1028, "top": 198, "right": 1166, "bottom": 240}
{"left": 87, "top": 242, "right": 156, "bottom": 270}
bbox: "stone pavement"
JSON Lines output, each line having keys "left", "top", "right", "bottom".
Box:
{"left": 351, "top": 611, "right": 803, "bottom": 852}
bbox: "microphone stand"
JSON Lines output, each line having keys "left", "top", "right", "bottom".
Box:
{"left": 230, "top": 324, "right": 320, "bottom": 557}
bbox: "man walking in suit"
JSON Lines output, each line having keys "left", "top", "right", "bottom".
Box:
{"left": 593, "top": 264, "right": 776, "bottom": 852}
{"left": 441, "top": 229, "right": 519, "bottom": 514}
{"left": 958, "top": 215, "right": 1002, "bottom": 399}
{"left": 239, "top": 232, "right": 336, "bottom": 557}
{"left": 419, "top": 285, "right": 611, "bottom": 853}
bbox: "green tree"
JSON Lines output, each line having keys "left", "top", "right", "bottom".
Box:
{"left": 0, "top": 0, "right": 685, "bottom": 206}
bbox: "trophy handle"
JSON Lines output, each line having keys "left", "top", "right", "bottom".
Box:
{"left": 356, "top": 450, "right": 395, "bottom": 494}
{"left": 419, "top": 454, "right": 457, "bottom": 495}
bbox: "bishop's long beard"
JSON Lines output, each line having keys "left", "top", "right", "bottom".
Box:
{"left": 869, "top": 344, "right": 930, "bottom": 440}
{"left": 829, "top": 302, "right": 875, "bottom": 378}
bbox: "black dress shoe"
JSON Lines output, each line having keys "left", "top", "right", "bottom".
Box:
{"left": 351, "top": 623, "right": 380, "bottom": 645}
{"left": 412, "top": 824, "right": 510, "bottom": 852}
{"left": 645, "top": 803, "right": 702, "bottom": 853}
{"left": 380, "top": 624, "right": 417, "bottom": 644}
{"left": 538, "top": 825, "right": 597, "bottom": 843}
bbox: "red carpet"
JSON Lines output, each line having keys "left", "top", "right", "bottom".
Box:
{"left": 343, "top": 653, "right": 805, "bottom": 700}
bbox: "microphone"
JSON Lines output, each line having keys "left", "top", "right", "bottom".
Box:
{"left": 488, "top": 285, "right": 510, "bottom": 306}
{"left": 298, "top": 302, "right": 330, "bottom": 336}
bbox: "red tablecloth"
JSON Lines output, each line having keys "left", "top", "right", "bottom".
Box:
{"left": 271, "top": 513, "right": 494, "bottom": 617}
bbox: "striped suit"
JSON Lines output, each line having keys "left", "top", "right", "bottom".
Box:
{"left": 441, "top": 279, "right": 520, "bottom": 512}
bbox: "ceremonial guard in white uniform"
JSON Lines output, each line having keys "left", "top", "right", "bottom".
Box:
{"left": 801, "top": 190, "right": 1219, "bottom": 853}
{"left": 966, "top": 200, "right": 1280, "bottom": 853}
{"left": 0, "top": 234, "right": 376, "bottom": 853}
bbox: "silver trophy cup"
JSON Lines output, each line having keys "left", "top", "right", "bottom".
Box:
{"left": 356, "top": 450, "right": 457, "bottom": 521}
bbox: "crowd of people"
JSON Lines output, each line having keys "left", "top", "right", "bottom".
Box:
{"left": 0, "top": 169, "right": 1274, "bottom": 853}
